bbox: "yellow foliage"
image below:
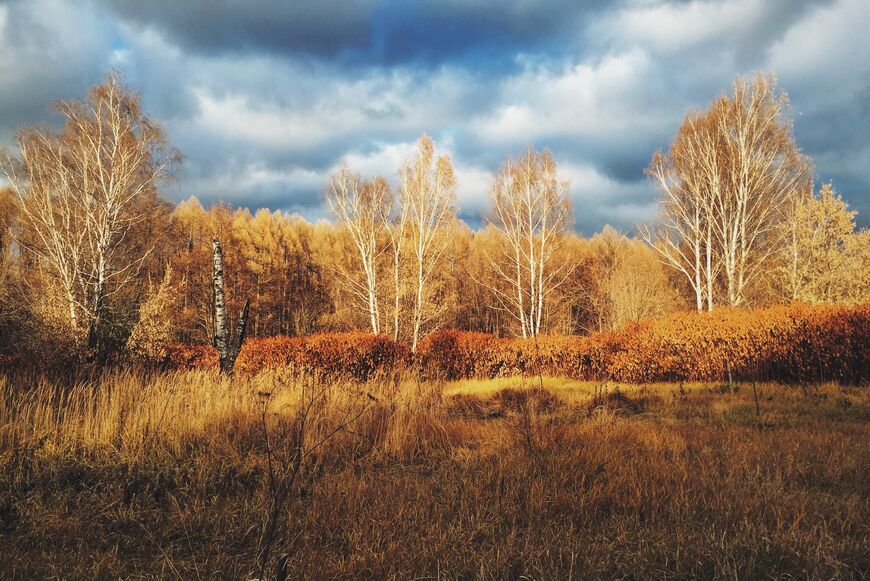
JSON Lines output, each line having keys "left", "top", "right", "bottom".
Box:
{"left": 126, "top": 267, "right": 176, "bottom": 364}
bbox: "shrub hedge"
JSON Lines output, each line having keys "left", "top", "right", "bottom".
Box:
{"left": 417, "top": 303, "right": 869, "bottom": 384}
{"left": 167, "top": 332, "right": 410, "bottom": 382}
{"left": 166, "top": 304, "right": 868, "bottom": 384}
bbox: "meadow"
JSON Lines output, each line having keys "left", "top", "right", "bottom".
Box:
{"left": 1, "top": 368, "right": 867, "bottom": 579}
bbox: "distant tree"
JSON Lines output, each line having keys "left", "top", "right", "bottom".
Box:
{"left": 0, "top": 187, "right": 19, "bottom": 351}
{"left": 546, "top": 234, "right": 604, "bottom": 335}
{"left": 445, "top": 225, "right": 505, "bottom": 334}
{"left": 0, "top": 187, "right": 15, "bottom": 264}
{"left": 485, "top": 148, "right": 573, "bottom": 338}
{"left": 781, "top": 183, "right": 869, "bottom": 305}
{"left": 399, "top": 134, "right": 457, "bottom": 351}
{"left": 168, "top": 197, "right": 214, "bottom": 343}
{"left": 0, "top": 72, "right": 178, "bottom": 353}
{"left": 593, "top": 227, "right": 681, "bottom": 331}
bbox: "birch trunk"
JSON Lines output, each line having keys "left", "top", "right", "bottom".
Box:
{"left": 212, "top": 238, "right": 249, "bottom": 375}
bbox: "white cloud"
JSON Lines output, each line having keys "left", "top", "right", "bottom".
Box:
{"left": 472, "top": 50, "right": 674, "bottom": 146}
{"left": 338, "top": 141, "right": 417, "bottom": 178}
{"left": 599, "top": 0, "right": 764, "bottom": 54}
{"left": 334, "top": 140, "right": 495, "bottom": 215}
{"left": 0, "top": 0, "right": 111, "bottom": 138}
{"left": 559, "top": 159, "right": 656, "bottom": 230}
{"left": 766, "top": 0, "right": 870, "bottom": 109}
{"left": 452, "top": 163, "right": 493, "bottom": 214}
{"left": 195, "top": 90, "right": 368, "bottom": 149}
{"left": 182, "top": 161, "right": 328, "bottom": 207}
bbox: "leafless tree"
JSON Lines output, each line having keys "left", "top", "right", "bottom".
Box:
{"left": 484, "top": 148, "right": 572, "bottom": 338}
{"left": 399, "top": 134, "right": 456, "bottom": 351}
{"left": 325, "top": 165, "right": 391, "bottom": 334}
{"left": 641, "top": 117, "right": 718, "bottom": 312}
{"left": 0, "top": 72, "right": 177, "bottom": 351}
{"left": 643, "top": 73, "right": 810, "bottom": 308}
{"left": 712, "top": 74, "right": 811, "bottom": 306}
{"left": 385, "top": 181, "right": 408, "bottom": 342}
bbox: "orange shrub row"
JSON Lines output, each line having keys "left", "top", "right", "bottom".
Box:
{"left": 417, "top": 303, "right": 869, "bottom": 384}
{"left": 165, "top": 304, "right": 868, "bottom": 384}
{"left": 167, "top": 332, "right": 410, "bottom": 382}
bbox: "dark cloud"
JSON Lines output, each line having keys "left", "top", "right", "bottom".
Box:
{"left": 95, "top": 0, "right": 375, "bottom": 59}
{"left": 95, "top": 0, "right": 605, "bottom": 69}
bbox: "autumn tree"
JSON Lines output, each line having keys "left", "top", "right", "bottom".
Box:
{"left": 125, "top": 266, "right": 176, "bottom": 363}
{"left": 0, "top": 188, "right": 15, "bottom": 264}
{"left": 445, "top": 225, "right": 507, "bottom": 334}
{"left": 592, "top": 227, "right": 681, "bottom": 330}
{"left": 484, "top": 148, "right": 572, "bottom": 338}
{"left": 0, "top": 188, "right": 18, "bottom": 351}
{"left": 0, "top": 72, "right": 177, "bottom": 353}
{"left": 781, "top": 183, "right": 869, "bottom": 305}
{"left": 642, "top": 114, "right": 718, "bottom": 312}
{"left": 165, "top": 198, "right": 331, "bottom": 343}
{"left": 399, "top": 134, "right": 457, "bottom": 351}
{"left": 545, "top": 234, "right": 603, "bottom": 334}
{"left": 167, "top": 197, "right": 214, "bottom": 342}
{"left": 384, "top": 175, "right": 409, "bottom": 341}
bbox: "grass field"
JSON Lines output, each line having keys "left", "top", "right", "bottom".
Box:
{"left": 1, "top": 369, "right": 868, "bottom": 579}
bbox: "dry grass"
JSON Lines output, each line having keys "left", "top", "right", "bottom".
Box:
{"left": 1, "top": 369, "right": 868, "bottom": 579}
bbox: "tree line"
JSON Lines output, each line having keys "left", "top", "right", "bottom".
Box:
{"left": 0, "top": 72, "right": 866, "bottom": 362}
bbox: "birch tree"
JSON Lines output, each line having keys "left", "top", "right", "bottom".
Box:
{"left": 713, "top": 74, "right": 811, "bottom": 306}
{"left": 399, "top": 134, "right": 456, "bottom": 352}
{"left": 212, "top": 238, "right": 249, "bottom": 374}
{"left": 0, "top": 72, "right": 176, "bottom": 352}
{"left": 385, "top": 181, "right": 408, "bottom": 341}
{"left": 644, "top": 73, "right": 810, "bottom": 308}
{"left": 485, "top": 148, "right": 572, "bottom": 338}
{"left": 325, "top": 165, "right": 391, "bottom": 334}
{"left": 641, "top": 113, "right": 719, "bottom": 311}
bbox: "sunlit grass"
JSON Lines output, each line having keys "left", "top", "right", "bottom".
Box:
{"left": 445, "top": 375, "right": 716, "bottom": 401}
{"left": 0, "top": 368, "right": 867, "bottom": 578}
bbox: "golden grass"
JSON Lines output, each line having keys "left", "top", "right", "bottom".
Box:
{"left": 0, "top": 368, "right": 868, "bottom": 578}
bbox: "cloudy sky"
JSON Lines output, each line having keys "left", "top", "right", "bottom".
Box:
{"left": 1, "top": 0, "right": 868, "bottom": 234}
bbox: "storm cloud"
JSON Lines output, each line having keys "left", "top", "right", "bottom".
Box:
{"left": 0, "top": 0, "right": 867, "bottom": 234}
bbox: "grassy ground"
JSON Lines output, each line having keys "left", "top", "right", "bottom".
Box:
{"left": 0, "top": 369, "right": 868, "bottom": 579}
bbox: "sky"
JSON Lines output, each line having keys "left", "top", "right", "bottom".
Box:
{"left": 0, "top": 0, "right": 868, "bottom": 235}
